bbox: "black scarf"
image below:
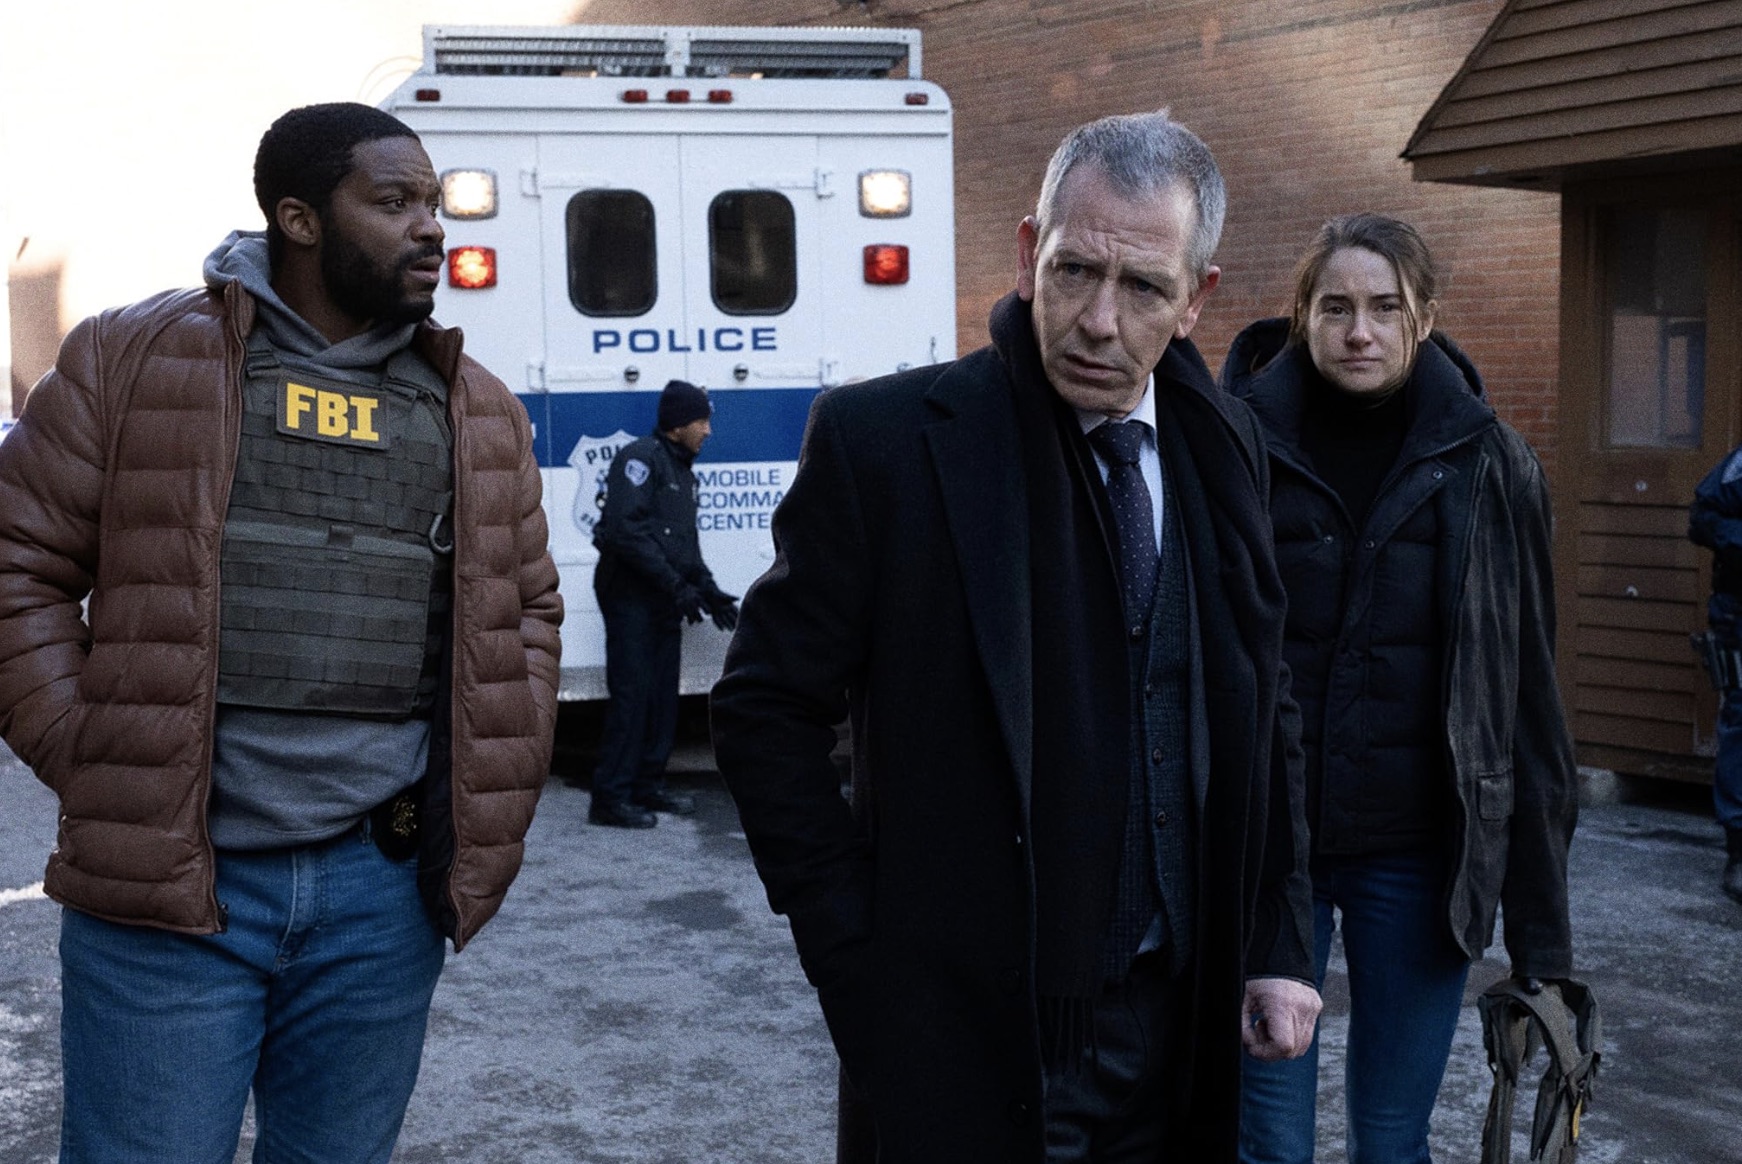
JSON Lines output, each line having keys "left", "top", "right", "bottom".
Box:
{"left": 990, "top": 293, "right": 1291, "bottom": 1031}
{"left": 993, "top": 295, "right": 1130, "bottom": 1020}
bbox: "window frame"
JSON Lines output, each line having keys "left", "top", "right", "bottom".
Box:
{"left": 707, "top": 189, "right": 798, "bottom": 317}
{"left": 565, "top": 188, "right": 659, "bottom": 319}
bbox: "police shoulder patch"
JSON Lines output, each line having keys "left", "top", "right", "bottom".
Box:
{"left": 623, "top": 458, "right": 651, "bottom": 487}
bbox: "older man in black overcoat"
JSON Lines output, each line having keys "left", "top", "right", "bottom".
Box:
{"left": 711, "top": 111, "right": 1320, "bottom": 1163}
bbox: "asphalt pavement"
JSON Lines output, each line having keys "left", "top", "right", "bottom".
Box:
{"left": 2, "top": 715, "right": 1740, "bottom": 1162}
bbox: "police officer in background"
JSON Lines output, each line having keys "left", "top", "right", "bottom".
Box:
{"left": 590, "top": 379, "right": 738, "bottom": 828}
{"left": 1690, "top": 443, "right": 1742, "bottom": 903}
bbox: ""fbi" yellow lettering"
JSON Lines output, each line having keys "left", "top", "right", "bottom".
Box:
{"left": 317, "top": 391, "right": 348, "bottom": 436}
{"left": 350, "top": 396, "right": 381, "bottom": 442}
{"left": 285, "top": 382, "right": 317, "bottom": 431}
{"left": 282, "top": 381, "right": 383, "bottom": 444}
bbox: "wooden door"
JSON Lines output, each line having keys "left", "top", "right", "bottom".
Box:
{"left": 1556, "top": 172, "right": 1742, "bottom": 781}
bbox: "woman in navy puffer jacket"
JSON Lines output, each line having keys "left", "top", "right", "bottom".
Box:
{"left": 1222, "top": 213, "right": 1577, "bottom": 1164}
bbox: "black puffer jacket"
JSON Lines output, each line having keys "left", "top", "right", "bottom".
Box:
{"left": 1222, "top": 319, "right": 1577, "bottom": 977}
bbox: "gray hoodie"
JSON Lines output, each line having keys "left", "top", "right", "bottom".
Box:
{"left": 201, "top": 230, "right": 435, "bottom": 851}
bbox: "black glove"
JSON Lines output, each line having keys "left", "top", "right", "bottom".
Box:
{"left": 704, "top": 585, "right": 741, "bottom": 632}
{"left": 674, "top": 584, "right": 706, "bottom": 625}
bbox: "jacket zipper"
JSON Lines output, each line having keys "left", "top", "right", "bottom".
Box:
{"left": 202, "top": 290, "right": 249, "bottom": 933}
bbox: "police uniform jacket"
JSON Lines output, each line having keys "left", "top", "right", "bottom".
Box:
{"left": 1223, "top": 318, "right": 1577, "bottom": 979}
{"left": 593, "top": 432, "right": 716, "bottom": 605}
{"left": 712, "top": 293, "right": 1313, "bottom": 1163}
{"left": 0, "top": 280, "right": 562, "bottom": 949}
{"left": 1690, "top": 446, "right": 1742, "bottom": 637}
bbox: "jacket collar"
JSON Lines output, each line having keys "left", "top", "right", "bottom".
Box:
{"left": 961, "top": 291, "right": 1225, "bottom": 429}
{"left": 913, "top": 291, "right": 1234, "bottom": 817}
{"left": 917, "top": 295, "right": 1039, "bottom": 812}
{"left": 1229, "top": 318, "right": 1496, "bottom": 470}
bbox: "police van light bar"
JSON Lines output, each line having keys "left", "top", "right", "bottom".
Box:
{"left": 859, "top": 170, "right": 911, "bottom": 218}
{"left": 440, "top": 170, "right": 498, "bottom": 220}
{"left": 448, "top": 246, "right": 497, "bottom": 290}
{"left": 863, "top": 244, "right": 909, "bottom": 285}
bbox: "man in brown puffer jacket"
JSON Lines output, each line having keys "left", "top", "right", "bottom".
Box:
{"left": 0, "top": 103, "right": 561, "bottom": 1163}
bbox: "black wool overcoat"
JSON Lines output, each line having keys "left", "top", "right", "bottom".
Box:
{"left": 712, "top": 295, "right": 1313, "bottom": 1163}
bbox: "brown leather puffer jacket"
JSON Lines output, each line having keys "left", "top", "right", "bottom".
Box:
{"left": 0, "top": 281, "right": 562, "bottom": 950}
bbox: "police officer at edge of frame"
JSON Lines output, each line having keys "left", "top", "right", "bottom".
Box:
{"left": 0, "top": 103, "right": 561, "bottom": 1162}
{"left": 589, "top": 380, "right": 739, "bottom": 829}
{"left": 1689, "top": 444, "right": 1742, "bottom": 903}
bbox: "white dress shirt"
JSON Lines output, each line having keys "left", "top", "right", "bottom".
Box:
{"left": 1077, "top": 374, "right": 1164, "bottom": 553}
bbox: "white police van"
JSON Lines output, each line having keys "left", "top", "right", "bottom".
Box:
{"left": 381, "top": 24, "right": 955, "bottom": 699}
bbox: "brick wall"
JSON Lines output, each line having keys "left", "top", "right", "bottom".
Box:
{"left": 576, "top": 0, "right": 1563, "bottom": 469}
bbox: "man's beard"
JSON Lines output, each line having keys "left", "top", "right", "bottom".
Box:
{"left": 321, "top": 224, "right": 442, "bottom": 328}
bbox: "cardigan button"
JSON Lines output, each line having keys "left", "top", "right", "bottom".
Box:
{"left": 1007, "top": 1100, "right": 1033, "bottom": 1126}
{"left": 1151, "top": 748, "right": 1164, "bottom": 765}
{"left": 1154, "top": 810, "right": 1169, "bottom": 828}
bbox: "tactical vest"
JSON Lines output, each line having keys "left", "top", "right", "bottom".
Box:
{"left": 216, "top": 332, "right": 454, "bottom": 719}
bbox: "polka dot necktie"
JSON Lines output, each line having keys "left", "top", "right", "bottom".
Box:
{"left": 1087, "top": 420, "right": 1158, "bottom": 626}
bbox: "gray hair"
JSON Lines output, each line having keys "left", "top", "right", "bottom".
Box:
{"left": 1034, "top": 110, "right": 1227, "bottom": 283}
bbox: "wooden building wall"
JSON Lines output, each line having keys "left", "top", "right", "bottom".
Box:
{"left": 1406, "top": 0, "right": 1742, "bottom": 776}
{"left": 572, "top": 0, "right": 1566, "bottom": 468}
{"left": 1407, "top": 0, "right": 1742, "bottom": 185}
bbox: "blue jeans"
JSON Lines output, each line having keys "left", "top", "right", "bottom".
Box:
{"left": 1240, "top": 850, "right": 1471, "bottom": 1164}
{"left": 58, "top": 823, "right": 447, "bottom": 1164}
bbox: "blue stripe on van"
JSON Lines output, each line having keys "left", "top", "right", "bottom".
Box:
{"left": 519, "top": 387, "right": 822, "bottom": 469}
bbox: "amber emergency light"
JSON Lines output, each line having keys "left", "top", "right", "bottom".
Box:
{"left": 448, "top": 246, "right": 497, "bottom": 289}
{"left": 863, "top": 244, "right": 909, "bottom": 285}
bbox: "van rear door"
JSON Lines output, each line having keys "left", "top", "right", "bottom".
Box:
{"left": 534, "top": 133, "right": 690, "bottom": 679}
{"left": 676, "top": 133, "right": 825, "bottom": 684}
{"left": 679, "top": 134, "right": 823, "bottom": 396}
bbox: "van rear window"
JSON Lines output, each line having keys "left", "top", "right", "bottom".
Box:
{"left": 709, "top": 191, "right": 796, "bottom": 315}
{"left": 567, "top": 190, "right": 656, "bottom": 316}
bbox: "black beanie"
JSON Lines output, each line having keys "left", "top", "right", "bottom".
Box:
{"left": 657, "top": 380, "right": 711, "bottom": 431}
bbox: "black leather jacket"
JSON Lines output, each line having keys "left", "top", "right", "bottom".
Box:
{"left": 1224, "top": 320, "right": 1577, "bottom": 977}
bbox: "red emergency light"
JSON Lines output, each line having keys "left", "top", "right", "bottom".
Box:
{"left": 622, "top": 89, "right": 650, "bottom": 103}
{"left": 863, "top": 244, "right": 909, "bottom": 285}
{"left": 448, "top": 246, "right": 497, "bottom": 290}
{"left": 666, "top": 89, "right": 691, "bottom": 103}
{"left": 708, "top": 89, "right": 734, "bottom": 104}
